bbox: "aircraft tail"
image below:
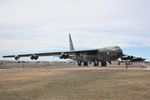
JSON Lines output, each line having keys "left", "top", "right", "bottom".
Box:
{"left": 69, "top": 33, "right": 75, "bottom": 51}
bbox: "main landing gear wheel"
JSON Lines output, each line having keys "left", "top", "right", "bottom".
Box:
{"left": 83, "top": 62, "right": 88, "bottom": 66}
{"left": 77, "top": 61, "right": 82, "bottom": 66}
{"left": 94, "top": 61, "right": 99, "bottom": 67}
{"left": 101, "top": 61, "right": 107, "bottom": 67}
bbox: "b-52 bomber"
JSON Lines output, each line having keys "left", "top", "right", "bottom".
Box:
{"left": 3, "top": 34, "right": 145, "bottom": 66}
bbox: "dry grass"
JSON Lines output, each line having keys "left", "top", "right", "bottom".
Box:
{"left": 0, "top": 68, "right": 150, "bottom": 100}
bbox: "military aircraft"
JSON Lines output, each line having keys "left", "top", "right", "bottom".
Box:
{"left": 3, "top": 34, "right": 145, "bottom": 66}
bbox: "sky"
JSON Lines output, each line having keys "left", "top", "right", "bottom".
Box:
{"left": 0, "top": 0, "right": 150, "bottom": 61}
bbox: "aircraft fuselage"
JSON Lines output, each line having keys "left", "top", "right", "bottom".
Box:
{"left": 69, "top": 46, "right": 123, "bottom": 66}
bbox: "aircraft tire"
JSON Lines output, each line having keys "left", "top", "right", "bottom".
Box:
{"left": 94, "top": 61, "right": 99, "bottom": 67}
{"left": 101, "top": 61, "right": 107, "bottom": 67}
{"left": 78, "top": 61, "right": 82, "bottom": 66}
{"left": 84, "top": 62, "right": 88, "bottom": 66}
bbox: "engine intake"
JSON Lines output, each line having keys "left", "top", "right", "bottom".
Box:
{"left": 121, "top": 56, "right": 145, "bottom": 62}
{"left": 31, "top": 55, "right": 39, "bottom": 60}
{"left": 121, "top": 56, "right": 133, "bottom": 60}
{"left": 131, "top": 57, "right": 145, "bottom": 61}
{"left": 59, "top": 53, "right": 69, "bottom": 59}
{"left": 14, "top": 55, "right": 19, "bottom": 60}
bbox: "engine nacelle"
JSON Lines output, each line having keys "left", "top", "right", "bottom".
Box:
{"left": 131, "top": 57, "right": 145, "bottom": 62}
{"left": 59, "top": 53, "right": 69, "bottom": 59}
{"left": 121, "top": 56, "right": 133, "bottom": 60}
{"left": 31, "top": 55, "right": 39, "bottom": 60}
{"left": 120, "top": 56, "right": 145, "bottom": 62}
{"left": 14, "top": 55, "right": 19, "bottom": 60}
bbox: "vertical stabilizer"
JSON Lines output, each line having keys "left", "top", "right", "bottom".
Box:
{"left": 69, "top": 33, "right": 75, "bottom": 51}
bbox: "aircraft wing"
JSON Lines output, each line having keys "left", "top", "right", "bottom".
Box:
{"left": 3, "top": 49, "right": 98, "bottom": 59}
{"left": 120, "top": 54, "right": 145, "bottom": 62}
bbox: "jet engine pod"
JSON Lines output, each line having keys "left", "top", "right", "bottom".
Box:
{"left": 131, "top": 57, "right": 145, "bottom": 62}
{"left": 14, "top": 55, "right": 19, "bottom": 60}
{"left": 31, "top": 54, "right": 39, "bottom": 60}
{"left": 59, "top": 53, "right": 69, "bottom": 59}
{"left": 121, "top": 55, "right": 133, "bottom": 60}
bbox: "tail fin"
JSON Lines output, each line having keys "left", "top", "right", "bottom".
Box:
{"left": 69, "top": 33, "right": 75, "bottom": 51}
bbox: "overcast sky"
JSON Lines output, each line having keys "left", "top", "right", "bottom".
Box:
{"left": 0, "top": 0, "right": 150, "bottom": 60}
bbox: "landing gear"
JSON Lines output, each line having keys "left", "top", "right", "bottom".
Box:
{"left": 94, "top": 62, "right": 97, "bottom": 66}
{"left": 83, "top": 62, "right": 88, "bottom": 66}
{"left": 77, "top": 61, "right": 88, "bottom": 66}
{"left": 108, "top": 61, "right": 111, "bottom": 64}
{"left": 77, "top": 61, "right": 107, "bottom": 67}
{"left": 77, "top": 61, "right": 82, "bottom": 66}
{"left": 94, "top": 61, "right": 99, "bottom": 67}
{"left": 101, "top": 61, "right": 107, "bottom": 67}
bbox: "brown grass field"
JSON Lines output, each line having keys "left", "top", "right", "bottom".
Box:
{"left": 0, "top": 64, "right": 150, "bottom": 100}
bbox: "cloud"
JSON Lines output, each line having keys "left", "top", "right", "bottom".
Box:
{"left": 0, "top": 0, "right": 150, "bottom": 55}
